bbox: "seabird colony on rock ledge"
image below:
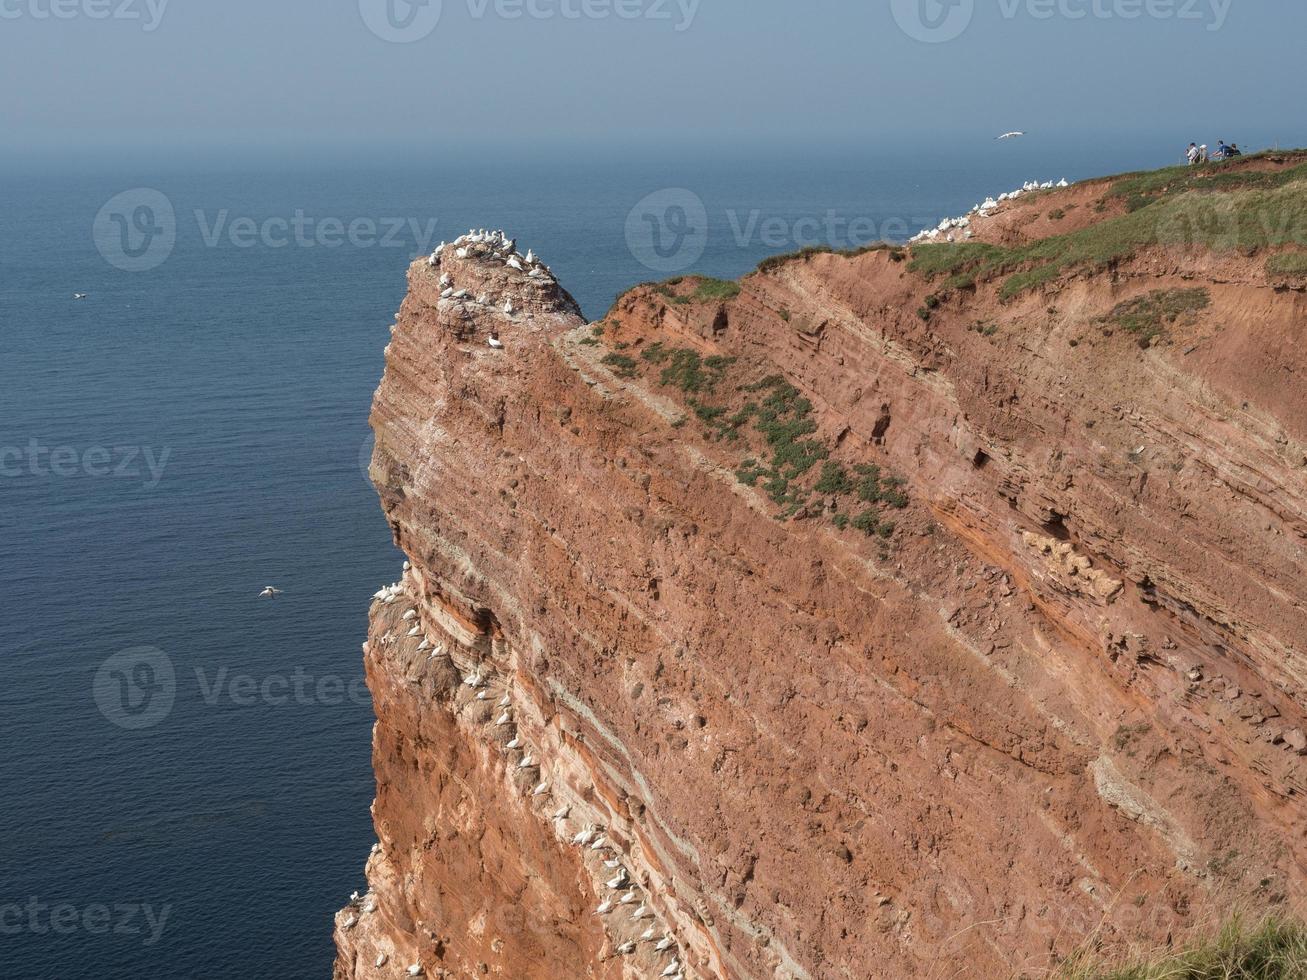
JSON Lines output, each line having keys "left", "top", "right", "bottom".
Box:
{"left": 426, "top": 230, "right": 555, "bottom": 311}
{"left": 909, "top": 178, "right": 1072, "bottom": 244}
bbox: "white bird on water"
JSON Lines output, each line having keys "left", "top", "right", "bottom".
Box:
{"left": 996, "top": 131, "right": 1026, "bottom": 140}
{"left": 259, "top": 587, "right": 283, "bottom": 598}
{"left": 73, "top": 293, "right": 88, "bottom": 300}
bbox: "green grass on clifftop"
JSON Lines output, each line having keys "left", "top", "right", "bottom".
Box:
{"left": 910, "top": 153, "right": 1307, "bottom": 301}
{"left": 1058, "top": 915, "right": 1307, "bottom": 980}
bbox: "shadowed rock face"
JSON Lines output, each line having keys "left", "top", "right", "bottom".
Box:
{"left": 335, "top": 172, "right": 1307, "bottom": 980}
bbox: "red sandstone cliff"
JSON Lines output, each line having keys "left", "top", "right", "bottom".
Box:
{"left": 335, "top": 157, "right": 1307, "bottom": 979}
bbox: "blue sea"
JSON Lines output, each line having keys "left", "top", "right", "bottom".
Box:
{"left": 0, "top": 144, "right": 1178, "bottom": 978}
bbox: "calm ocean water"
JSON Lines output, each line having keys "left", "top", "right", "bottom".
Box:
{"left": 0, "top": 146, "right": 1165, "bottom": 978}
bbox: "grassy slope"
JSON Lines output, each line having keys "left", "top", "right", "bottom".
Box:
{"left": 908, "top": 151, "right": 1307, "bottom": 301}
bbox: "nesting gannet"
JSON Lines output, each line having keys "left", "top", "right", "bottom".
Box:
{"left": 456, "top": 248, "right": 469, "bottom": 259}
{"left": 507, "top": 737, "right": 522, "bottom": 750}
{"left": 362, "top": 897, "right": 377, "bottom": 913}
{"left": 342, "top": 915, "right": 358, "bottom": 929}
{"left": 408, "top": 626, "right": 421, "bottom": 637}
{"left": 1057, "top": 178, "right": 1070, "bottom": 187}
{"left": 619, "top": 890, "right": 636, "bottom": 905}
{"left": 507, "top": 257, "right": 524, "bottom": 272}
{"left": 595, "top": 900, "right": 614, "bottom": 915}
{"left": 488, "top": 334, "right": 504, "bottom": 350}
{"left": 406, "top": 965, "right": 422, "bottom": 977}
{"left": 371, "top": 843, "right": 381, "bottom": 855}
{"left": 441, "top": 287, "right": 455, "bottom": 299}
{"left": 402, "top": 610, "right": 417, "bottom": 621}
{"left": 590, "top": 836, "right": 608, "bottom": 851}
{"left": 417, "top": 640, "right": 430, "bottom": 652}
{"left": 476, "top": 690, "right": 490, "bottom": 701}
{"left": 617, "top": 941, "right": 636, "bottom": 954}
{"left": 603, "top": 859, "right": 623, "bottom": 869}
{"left": 553, "top": 805, "right": 570, "bottom": 820}
{"left": 606, "top": 872, "right": 628, "bottom": 890}
{"left": 496, "top": 711, "right": 512, "bottom": 725}
{"left": 639, "top": 927, "right": 656, "bottom": 942}
{"left": 525, "top": 249, "right": 536, "bottom": 264}
{"left": 375, "top": 954, "right": 389, "bottom": 968}
{"left": 655, "top": 937, "right": 676, "bottom": 952}
{"left": 573, "top": 828, "right": 598, "bottom": 846}
{"left": 517, "top": 755, "right": 537, "bottom": 769}
{"left": 532, "top": 781, "right": 550, "bottom": 796}
{"left": 661, "top": 960, "right": 681, "bottom": 977}
{"left": 497, "top": 694, "right": 511, "bottom": 708}
{"left": 503, "top": 299, "right": 515, "bottom": 316}
{"left": 259, "top": 587, "right": 283, "bottom": 598}
{"left": 632, "top": 905, "right": 652, "bottom": 920}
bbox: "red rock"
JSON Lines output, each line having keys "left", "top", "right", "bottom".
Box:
{"left": 337, "top": 163, "right": 1307, "bottom": 980}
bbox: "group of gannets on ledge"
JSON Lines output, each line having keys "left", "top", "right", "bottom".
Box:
{"left": 426, "top": 231, "right": 554, "bottom": 349}
{"left": 909, "top": 177, "right": 1072, "bottom": 244}
{"left": 367, "top": 565, "right": 690, "bottom": 979}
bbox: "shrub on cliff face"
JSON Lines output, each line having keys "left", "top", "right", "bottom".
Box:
{"left": 1103, "top": 288, "right": 1210, "bottom": 345}
{"left": 601, "top": 352, "right": 639, "bottom": 378}
{"left": 1267, "top": 251, "right": 1307, "bottom": 277}
{"left": 1057, "top": 914, "right": 1307, "bottom": 980}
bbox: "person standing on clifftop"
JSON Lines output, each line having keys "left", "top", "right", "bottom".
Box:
{"left": 1187, "top": 142, "right": 1201, "bottom": 165}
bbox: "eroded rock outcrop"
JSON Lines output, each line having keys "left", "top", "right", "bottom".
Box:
{"left": 337, "top": 162, "right": 1307, "bottom": 979}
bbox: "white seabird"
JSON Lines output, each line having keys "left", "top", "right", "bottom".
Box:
{"left": 632, "top": 904, "right": 652, "bottom": 920}
{"left": 496, "top": 711, "right": 512, "bottom": 726}
{"left": 406, "top": 965, "right": 422, "bottom": 977}
{"left": 618, "top": 941, "right": 636, "bottom": 955}
{"left": 73, "top": 293, "right": 88, "bottom": 300}
{"left": 375, "top": 954, "right": 389, "bottom": 967}
{"left": 996, "top": 131, "right": 1026, "bottom": 140}
{"left": 595, "top": 900, "right": 614, "bottom": 915}
{"left": 517, "top": 755, "right": 537, "bottom": 769}
{"left": 259, "top": 587, "right": 283, "bottom": 598}
{"left": 507, "top": 737, "right": 522, "bottom": 750}
{"left": 606, "top": 872, "right": 628, "bottom": 890}
{"left": 655, "top": 937, "right": 676, "bottom": 952}
{"left": 503, "top": 299, "right": 515, "bottom": 316}
{"left": 661, "top": 960, "right": 681, "bottom": 977}
{"left": 619, "top": 890, "right": 637, "bottom": 905}
{"left": 532, "top": 781, "right": 550, "bottom": 796}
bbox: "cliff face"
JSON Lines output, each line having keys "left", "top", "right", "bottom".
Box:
{"left": 336, "top": 158, "right": 1307, "bottom": 979}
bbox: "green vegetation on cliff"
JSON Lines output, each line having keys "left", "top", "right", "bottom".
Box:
{"left": 910, "top": 152, "right": 1307, "bottom": 301}
{"left": 1058, "top": 915, "right": 1307, "bottom": 980}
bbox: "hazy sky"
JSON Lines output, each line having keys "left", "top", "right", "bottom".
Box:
{"left": 3, "top": 0, "right": 1304, "bottom": 170}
